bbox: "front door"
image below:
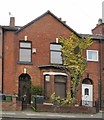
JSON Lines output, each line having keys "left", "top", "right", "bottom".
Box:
{"left": 18, "top": 74, "right": 31, "bottom": 106}
{"left": 82, "top": 84, "right": 93, "bottom": 107}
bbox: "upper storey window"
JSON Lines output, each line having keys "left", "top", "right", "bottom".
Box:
{"left": 87, "top": 50, "right": 98, "bottom": 62}
{"left": 50, "top": 44, "right": 62, "bottom": 64}
{"left": 19, "top": 41, "right": 32, "bottom": 63}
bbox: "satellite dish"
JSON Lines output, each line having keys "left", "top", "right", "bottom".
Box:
{"left": 9, "top": 12, "right": 13, "bottom": 17}
{"left": 73, "top": 46, "right": 80, "bottom": 54}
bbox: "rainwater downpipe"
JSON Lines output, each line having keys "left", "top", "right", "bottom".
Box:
{"left": 99, "top": 38, "right": 102, "bottom": 110}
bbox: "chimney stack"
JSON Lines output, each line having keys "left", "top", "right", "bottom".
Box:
{"left": 9, "top": 17, "right": 15, "bottom": 27}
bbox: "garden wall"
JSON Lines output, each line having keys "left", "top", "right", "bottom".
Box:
{"left": 2, "top": 97, "right": 22, "bottom": 111}
{"left": 36, "top": 104, "right": 97, "bottom": 114}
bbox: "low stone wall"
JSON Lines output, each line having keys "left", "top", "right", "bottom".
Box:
{"left": 36, "top": 104, "right": 97, "bottom": 113}
{"left": 2, "top": 97, "right": 22, "bottom": 111}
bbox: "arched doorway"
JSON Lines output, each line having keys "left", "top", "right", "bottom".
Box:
{"left": 82, "top": 78, "right": 93, "bottom": 107}
{"left": 18, "top": 73, "right": 31, "bottom": 105}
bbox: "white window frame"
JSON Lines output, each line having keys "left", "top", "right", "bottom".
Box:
{"left": 87, "top": 50, "right": 98, "bottom": 62}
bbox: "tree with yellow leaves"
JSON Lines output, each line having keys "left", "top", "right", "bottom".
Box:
{"left": 59, "top": 33, "right": 93, "bottom": 101}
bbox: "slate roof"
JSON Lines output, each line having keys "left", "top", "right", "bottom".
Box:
{"left": 79, "top": 34, "right": 104, "bottom": 40}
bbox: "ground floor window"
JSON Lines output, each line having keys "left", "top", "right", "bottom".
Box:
{"left": 44, "top": 75, "right": 50, "bottom": 99}
{"left": 54, "top": 75, "right": 67, "bottom": 98}
{"left": 44, "top": 74, "right": 67, "bottom": 99}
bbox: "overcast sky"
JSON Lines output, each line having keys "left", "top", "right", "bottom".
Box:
{"left": 0, "top": 0, "right": 103, "bottom": 34}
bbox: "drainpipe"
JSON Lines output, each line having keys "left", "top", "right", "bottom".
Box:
{"left": 99, "top": 38, "right": 102, "bottom": 110}
{"left": 2, "top": 28, "right": 4, "bottom": 93}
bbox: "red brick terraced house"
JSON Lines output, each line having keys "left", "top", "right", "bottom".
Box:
{"left": 0, "top": 11, "right": 104, "bottom": 110}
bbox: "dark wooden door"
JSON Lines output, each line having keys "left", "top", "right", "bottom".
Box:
{"left": 18, "top": 74, "right": 31, "bottom": 105}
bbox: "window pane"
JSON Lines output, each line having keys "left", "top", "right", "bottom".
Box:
{"left": 20, "top": 42, "right": 31, "bottom": 48}
{"left": 19, "top": 49, "right": 31, "bottom": 62}
{"left": 88, "top": 51, "right": 97, "bottom": 60}
{"left": 51, "top": 51, "right": 62, "bottom": 64}
{"left": 88, "top": 51, "right": 92, "bottom": 59}
{"left": 92, "top": 52, "right": 97, "bottom": 60}
{"left": 87, "top": 50, "right": 98, "bottom": 61}
{"left": 85, "top": 88, "right": 89, "bottom": 95}
{"left": 50, "top": 44, "right": 62, "bottom": 51}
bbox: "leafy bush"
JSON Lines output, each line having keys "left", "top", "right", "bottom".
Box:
{"left": 50, "top": 92, "right": 76, "bottom": 107}
{"left": 31, "top": 85, "right": 42, "bottom": 95}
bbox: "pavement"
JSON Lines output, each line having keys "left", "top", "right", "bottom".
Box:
{"left": 0, "top": 110, "right": 103, "bottom": 119}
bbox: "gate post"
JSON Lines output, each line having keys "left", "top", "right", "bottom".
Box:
{"left": 95, "top": 100, "right": 99, "bottom": 113}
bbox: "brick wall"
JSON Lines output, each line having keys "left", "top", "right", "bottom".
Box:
{"left": 2, "top": 97, "right": 22, "bottom": 111}
{"left": 76, "top": 40, "right": 100, "bottom": 102}
{"left": 85, "top": 41, "right": 100, "bottom": 102}
{"left": 101, "top": 42, "right": 104, "bottom": 100}
{"left": 36, "top": 104, "right": 97, "bottom": 113}
{"left": 3, "top": 31, "right": 16, "bottom": 94}
{"left": 92, "top": 21, "right": 104, "bottom": 105}
{"left": 92, "top": 23, "right": 104, "bottom": 35}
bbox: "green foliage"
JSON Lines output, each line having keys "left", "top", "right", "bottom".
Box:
{"left": 31, "top": 85, "right": 42, "bottom": 95}
{"left": 59, "top": 33, "right": 93, "bottom": 100}
{"left": 61, "top": 91, "right": 76, "bottom": 106}
{"left": 50, "top": 92, "right": 62, "bottom": 106}
{"left": 50, "top": 92, "right": 76, "bottom": 107}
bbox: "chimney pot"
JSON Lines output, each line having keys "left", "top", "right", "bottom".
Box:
{"left": 98, "top": 18, "right": 102, "bottom": 25}
{"left": 63, "top": 21, "right": 66, "bottom": 24}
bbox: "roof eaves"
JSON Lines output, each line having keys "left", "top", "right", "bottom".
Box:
{"left": 2, "top": 26, "right": 21, "bottom": 31}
